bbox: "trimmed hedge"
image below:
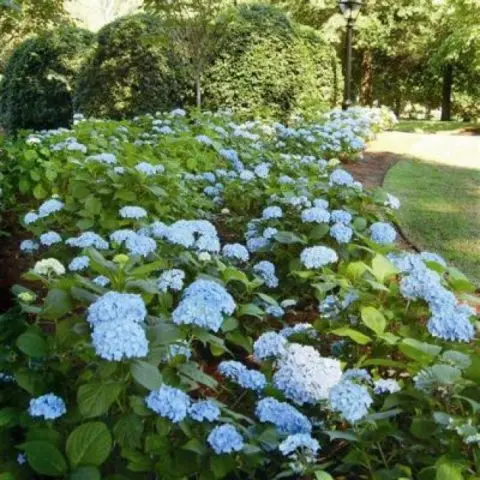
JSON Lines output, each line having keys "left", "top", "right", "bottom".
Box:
{"left": 74, "top": 14, "right": 184, "bottom": 119}
{"left": 203, "top": 4, "right": 342, "bottom": 118}
{"left": 0, "top": 25, "right": 95, "bottom": 132}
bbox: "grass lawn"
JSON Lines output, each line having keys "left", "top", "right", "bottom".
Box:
{"left": 394, "top": 119, "right": 478, "bottom": 133}
{"left": 384, "top": 158, "right": 480, "bottom": 285}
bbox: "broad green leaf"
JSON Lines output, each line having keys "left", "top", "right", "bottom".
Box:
{"left": 33, "top": 183, "right": 48, "bottom": 200}
{"left": 222, "top": 267, "right": 249, "bottom": 286}
{"left": 16, "top": 329, "right": 48, "bottom": 358}
{"left": 331, "top": 327, "right": 371, "bottom": 345}
{"left": 436, "top": 463, "right": 463, "bottom": 480}
{"left": 274, "top": 231, "right": 306, "bottom": 244}
{"left": 182, "top": 438, "right": 208, "bottom": 455}
{"left": 346, "top": 261, "right": 368, "bottom": 280}
{"left": 113, "top": 415, "right": 144, "bottom": 449}
{"left": 179, "top": 363, "right": 218, "bottom": 389}
{"left": 66, "top": 422, "right": 112, "bottom": 468}
{"left": 315, "top": 472, "right": 334, "bottom": 480}
{"left": 361, "top": 306, "right": 387, "bottom": 335}
{"left": 77, "top": 383, "right": 122, "bottom": 418}
{"left": 238, "top": 303, "right": 264, "bottom": 319}
{"left": 70, "top": 467, "right": 101, "bottom": 480}
{"left": 42, "top": 288, "right": 72, "bottom": 320}
{"left": 130, "top": 361, "right": 163, "bottom": 390}
{"left": 399, "top": 338, "right": 441, "bottom": 363}
{"left": 371, "top": 254, "right": 398, "bottom": 282}
{"left": 22, "top": 441, "right": 67, "bottom": 476}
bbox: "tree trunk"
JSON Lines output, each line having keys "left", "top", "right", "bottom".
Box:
{"left": 360, "top": 50, "right": 374, "bottom": 106}
{"left": 195, "top": 73, "right": 202, "bottom": 109}
{"left": 441, "top": 64, "right": 453, "bottom": 121}
{"left": 394, "top": 96, "right": 402, "bottom": 118}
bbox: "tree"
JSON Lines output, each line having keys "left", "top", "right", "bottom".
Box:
{"left": 144, "top": 0, "right": 228, "bottom": 108}
{"left": 0, "top": 0, "right": 67, "bottom": 70}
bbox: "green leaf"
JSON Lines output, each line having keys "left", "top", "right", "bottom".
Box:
{"left": 33, "top": 184, "right": 48, "bottom": 200}
{"left": 130, "top": 361, "right": 163, "bottom": 390}
{"left": 66, "top": 422, "right": 112, "bottom": 468}
{"left": 238, "top": 303, "right": 264, "bottom": 319}
{"left": 210, "top": 455, "right": 236, "bottom": 479}
{"left": 22, "top": 441, "right": 67, "bottom": 476}
{"left": 346, "top": 261, "right": 368, "bottom": 281}
{"left": 331, "top": 327, "right": 372, "bottom": 345}
{"left": 113, "top": 415, "right": 144, "bottom": 449}
{"left": 179, "top": 363, "right": 218, "bottom": 389}
{"left": 77, "top": 383, "right": 122, "bottom": 418}
{"left": 42, "top": 288, "right": 72, "bottom": 320}
{"left": 222, "top": 267, "right": 249, "bottom": 286}
{"left": 16, "top": 329, "right": 48, "bottom": 358}
{"left": 436, "top": 463, "right": 463, "bottom": 480}
{"left": 315, "top": 472, "right": 334, "bottom": 480}
{"left": 361, "top": 306, "right": 387, "bottom": 335}
{"left": 371, "top": 254, "right": 398, "bottom": 282}
{"left": 399, "top": 338, "right": 442, "bottom": 363}
{"left": 274, "top": 231, "right": 305, "bottom": 244}
{"left": 84, "top": 196, "right": 102, "bottom": 216}
{"left": 70, "top": 466, "right": 101, "bottom": 480}
{"left": 182, "top": 438, "right": 208, "bottom": 455}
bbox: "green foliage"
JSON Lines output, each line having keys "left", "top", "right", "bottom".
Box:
{"left": 74, "top": 14, "right": 185, "bottom": 119}
{"left": 0, "top": 25, "right": 94, "bottom": 131}
{"left": 203, "top": 4, "right": 341, "bottom": 118}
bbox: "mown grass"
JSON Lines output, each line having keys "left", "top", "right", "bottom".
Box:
{"left": 384, "top": 158, "right": 480, "bottom": 285}
{"left": 394, "top": 119, "right": 478, "bottom": 133}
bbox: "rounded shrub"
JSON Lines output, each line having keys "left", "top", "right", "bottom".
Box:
{"left": 0, "top": 25, "right": 95, "bottom": 132}
{"left": 203, "top": 4, "right": 341, "bottom": 118}
{"left": 75, "top": 14, "right": 184, "bottom": 119}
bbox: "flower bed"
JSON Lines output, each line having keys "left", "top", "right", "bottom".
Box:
{"left": 0, "top": 106, "right": 477, "bottom": 479}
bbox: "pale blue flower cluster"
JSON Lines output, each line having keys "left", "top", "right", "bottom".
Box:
{"left": 273, "top": 344, "right": 343, "bottom": 405}
{"left": 313, "top": 198, "right": 329, "bottom": 209}
{"left": 87, "top": 153, "right": 117, "bottom": 164}
{"left": 189, "top": 400, "right": 220, "bottom": 422}
{"left": 126, "top": 235, "right": 157, "bottom": 257}
{"left": 87, "top": 292, "right": 148, "bottom": 361}
{"left": 329, "top": 169, "right": 355, "bottom": 187}
{"left": 369, "top": 222, "right": 397, "bottom": 244}
{"left": 239, "top": 170, "right": 255, "bottom": 182}
{"left": 39, "top": 231, "right": 62, "bottom": 247}
{"left": 329, "top": 381, "right": 373, "bottom": 423}
{"left": 253, "top": 261, "right": 278, "bottom": 288}
{"left": 219, "top": 148, "right": 244, "bottom": 171}
{"left": 300, "top": 246, "right": 338, "bottom": 269}
{"left": 69, "top": 256, "right": 90, "bottom": 272}
{"left": 93, "top": 275, "right": 110, "bottom": 287}
{"left": 331, "top": 210, "right": 352, "bottom": 224}
{"left": 301, "top": 207, "right": 330, "bottom": 224}
{"left": 158, "top": 269, "right": 185, "bottom": 293}
{"left": 280, "top": 323, "right": 317, "bottom": 338}
{"left": 279, "top": 434, "right": 320, "bottom": 457}
{"left": 135, "top": 162, "right": 165, "bottom": 176}
{"left": 207, "top": 424, "right": 244, "bottom": 454}
{"left": 164, "top": 341, "right": 192, "bottom": 361}
{"left": 20, "top": 239, "right": 40, "bottom": 253}
{"left": 66, "top": 231, "right": 109, "bottom": 250}
{"left": 119, "top": 206, "right": 148, "bottom": 219}
{"left": 38, "top": 199, "right": 65, "bottom": 218}
{"left": 196, "top": 135, "right": 214, "bottom": 146}
{"left": 385, "top": 193, "right": 401, "bottom": 210}
{"left": 253, "top": 332, "right": 287, "bottom": 361}
{"left": 146, "top": 385, "right": 191, "bottom": 423}
{"left": 256, "top": 397, "right": 312, "bottom": 434}
{"left": 254, "top": 162, "right": 270, "bottom": 179}
{"left": 28, "top": 393, "right": 66, "bottom": 420}
{"left": 266, "top": 305, "right": 284, "bottom": 318}
{"left": 342, "top": 368, "right": 372, "bottom": 383}
{"left": 330, "top": 222, "right": 353, "bottom": 244}
{"left": 157, "top": 220, "right": 220, "bottom": 253}
{"left": 222, "top": 243, "right": 249, "bottom": 262}
{"left": 262, "top": 206, "right": 283, "bottom": 220}
{"left": 374, "top": 379, "right": 401, "bottom": 394}
{"left": 218, "top": 360, "right": 266, "bottom": 391}
{"left": 172, "top": 279, "right": 236, "bottom": 332}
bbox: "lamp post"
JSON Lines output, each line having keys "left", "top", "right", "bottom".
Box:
{"left": 338, "top": 0, "right": 363, "bottom": 110}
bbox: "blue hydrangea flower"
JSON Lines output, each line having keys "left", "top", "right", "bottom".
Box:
{"left": 419, "top": 251, "right": 447, "bottom": 266}
{"left": 172, "top": 279, "right": 235, "bottom": 332}
{"left": 69, "top": 256, "right": 90, "bottom": 272}
{"left": 342, "top": 368, "right": 372, "bottom": 383}
{"left": 313, "top": 199, "right": 329, "bottom": 209}
{"left": 145, "top": 385, "right": 191, "bottom": 423}
{"left": 17, "top": 453, "right": 27, "bottom": 465}
{"left": 279, "top": 434, "right": 320, "bottom": 457}
{"left": 256, "top": 397, "right": 312, "bottom": 434}
{"left": 87, "top": 291, "right": 147, "bottom": 326}
{"left": 247, "top": 237, "right": 269, "bottom": 252}
{"left": 262, "top": 206, "right": 283, "bottom": 220}
{"left": 24, "top": 212, "right": 39, "bottom": 225}
{"left": 374, "top": 379, "right": 401, "bottom": 394}
{"left": 222, "top": 243, "right": 249, "bottom": 262}
{"left": 92, "top": 320, "right": 148, "bottom": 361}
{"left": 66, "top": 232, "right": 109, "bottom": 250}
{"left": 329, "top": 169, "right": 354, "bottom": 187}
{"left": 280, "top": 323, "right": 317, "bottom": 338}
{"left": 254, "top": 163, "right": 270, "bottom": 179}
{"left": 202, "top": 172, "right": 216, "bottom": 183}
{"left": 219, "top": 149, "right": 244, "bottom": 171}
{"left": 239, "top": 170, "right": 255, "bottom": 182}
{"left": 158, "top": 269, "right": 185, "bottom": 293}
{"left": 266, "top": 305, "right": 284, "bottom": 318}
{"left": 329, "top": 381, "right": 373, "bottom": 423}
{"left": 135, "top": 162, "right": 165, "bottom": 176}
{"left": 330, "top": 222, "right": 353, "bottom": 244}
{"left": 114, "top": 166, "right": 125, "bottom": 175}
{"left": 93, "top": 275, "right": 110, "bottom": 287}
{"left": 196, "top": 135, "right": 214, "bottom": 146}
{"left": 262, "top": 227, "right": 278, "bottom": 239}
{"left": 253, "top": 261, "right": 279, "bottom": 288}
{"left": 38, "top": 199, "right": 64, "bottom": 218}
{"left": 218, "top": 361, "right": 266, "bottom": 391}
{"left": 28, "top": 393, "right": 66, "bottom": 420}
{"left": 39, "top": 231, "right": 62, "bottom": 247}
{"left": 189, "top": 400, "right": 220, "bottom": 422}
{"left": 301, "top": 207, "right": 330, "bottom": 224}
{"left": 331, "top": 210, "right": 352, "bottom": 225}
{"left": 385, "top": 193, "right": 401, "bottom": 210}
{"left": 300, "top": 246, "right": 338, "bottom": 269}
{"left": 119, "top": 206, "right": 148, "bottom": 219}
{"left": 109, "top": 229, "right": 137, "bottom": 245}
{"left": 20, "top": 240, "right": 40, "bottom": 253}
{"left": 273, "top": 344, "right": 343, "bottom": 405}
{"left": 87, "top": 153, "right": 117, "bottom": 164}
{"left": 125, "top": 234, "right": 157, "bottom": 257}
{"left": 207, "top": 424, "right": 244, "bottom": 454}
{"left": 253, "top": 332, "right": 288, "bottom": 361}
{"left": 369, "top": 222, "right": 397, "bottom": 244}
{"left": 164, "top": 220, "right": 220, "bottom": 253}
{"left": 427, "top": 303, "right": 475, "bottom": 342}
{"left": 279, "top": 175, "right": 294, "bottom": 185}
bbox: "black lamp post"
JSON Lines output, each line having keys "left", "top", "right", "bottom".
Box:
{"left": 338, "top": 0, "right": 363, "bottom": 110}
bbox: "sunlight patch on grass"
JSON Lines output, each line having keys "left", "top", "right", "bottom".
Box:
{"left": 394, "top": 119, "right": 477, "bottom": 133}
{"left": 384, "top": 158, "right": 480, "bottom": 285}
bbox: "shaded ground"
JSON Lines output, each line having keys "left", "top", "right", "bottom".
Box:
{"left": 394, "top": 119, "right": 479, "bottom": 134}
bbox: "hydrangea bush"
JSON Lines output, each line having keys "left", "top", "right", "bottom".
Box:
{"left": 0, "top": 106, "right": 478, "bottom": 480}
